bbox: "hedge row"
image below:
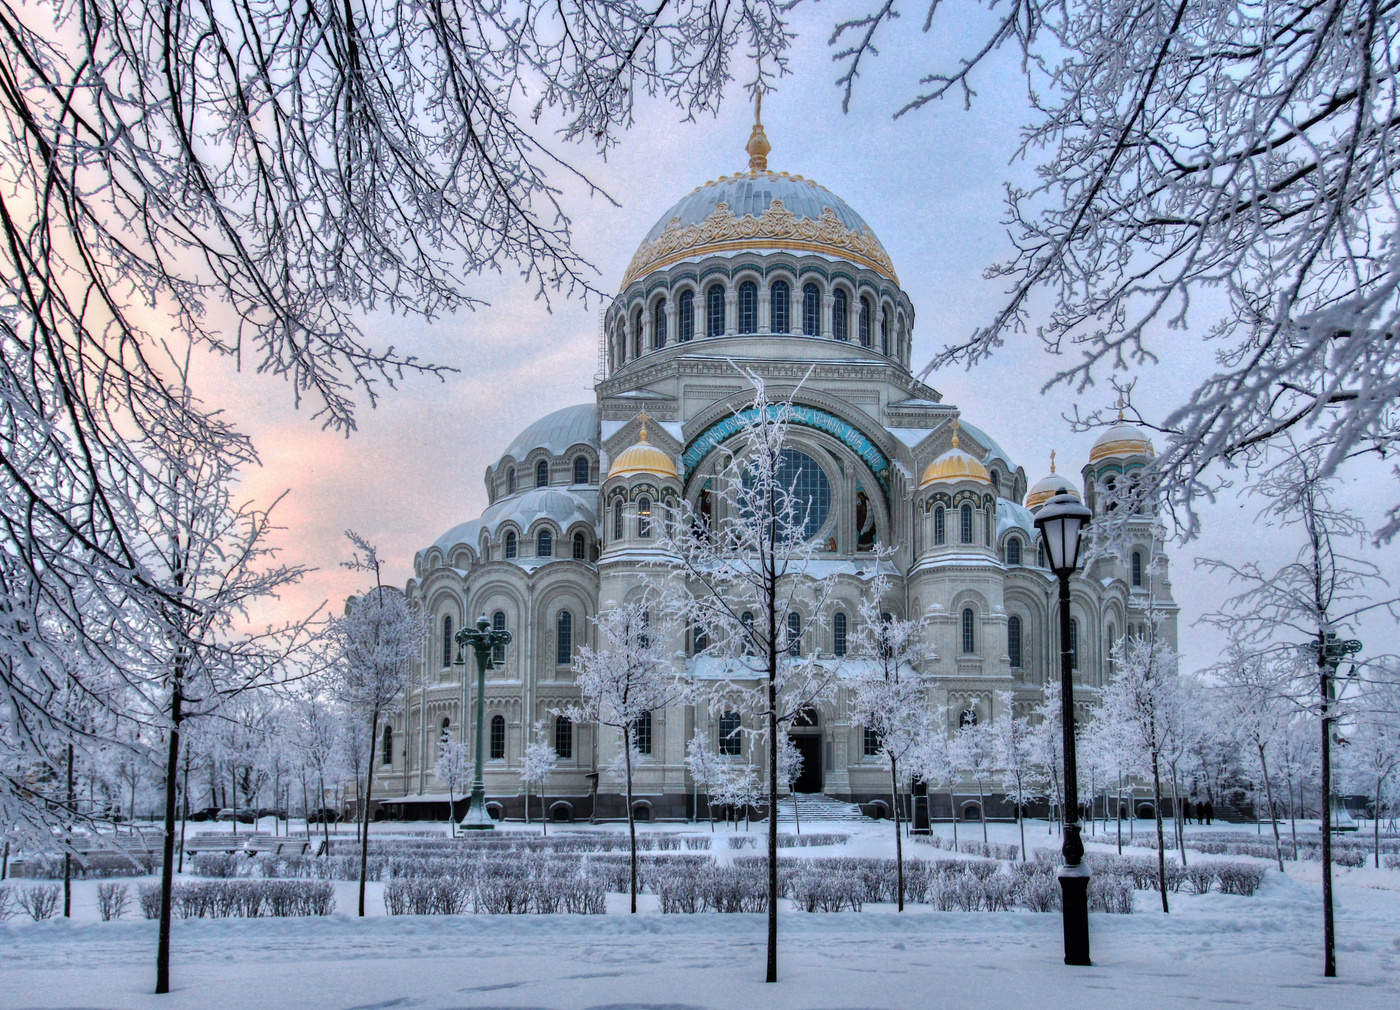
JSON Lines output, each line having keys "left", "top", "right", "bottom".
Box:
{"left": 136, "top": 880, "right": 335, "bottom": 919}
{"left": 913, "top": 836, "right": 1021, "bottom": 861}
{"left": 383, "top": 866, "right": 605, "bottom": 915}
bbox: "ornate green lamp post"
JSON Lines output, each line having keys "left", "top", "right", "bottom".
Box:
{"left": 454, "top": 612, "right": 512, "bottom": 830}
{"left": 1034, "top": 490, "right": 1094, "bottom": 966}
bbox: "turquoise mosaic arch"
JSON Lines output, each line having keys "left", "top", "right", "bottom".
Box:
{"left": 682, "top": 405, "right": 890, "bottom": 489}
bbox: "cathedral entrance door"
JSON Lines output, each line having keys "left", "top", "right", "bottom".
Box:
{"left": 790, "top": 734, "right": 822, "bottom": 793}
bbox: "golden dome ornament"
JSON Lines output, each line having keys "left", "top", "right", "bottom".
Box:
{"left": 608, "top": 411, "right": 679, "bottom": 479}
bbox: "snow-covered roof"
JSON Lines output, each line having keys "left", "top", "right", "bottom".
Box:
{"left": 959, "top": 420, "right": 1014, "bottom": 470}
{"left": 500, "top": 403, "right": 599, "bottom": 463}
{"left": 432, "top": 487, "right": 598, "bottom": 553}
{"left": 997, "top": 499, "right": 1036, "bottom": 539}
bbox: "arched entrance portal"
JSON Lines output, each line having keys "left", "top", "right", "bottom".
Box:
{"left": 788, "top": 707, "right": 822, "bottom": 793}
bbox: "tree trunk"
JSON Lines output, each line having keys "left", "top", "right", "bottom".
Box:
{"left": 1170, "top": 769, "right": 1187, "bottom": 867}
{"left": 318, "top": 773, "right": 330, "bottom": 849}
{"left": 1256, "top": 743, "right": 1284, "bottom": 872}
{"left": 890, "top": 757, "right": 904, "bottom": 911}
{"left": 1151, "top": 750, "right": 1169, "bottom": 914}
{"left": 977, "top": 777, "right": 988, "bottom": 846}
{"left": 793, "top": 787, "right": 800, "bottom": 835}
{"left": 179, "top": 758, "right": 189, "bottom": 874}
{"left": 1286, "top": 774, "right": 1298, "bottom": 860}
{"left": 1319, "top": 658, "right": 1335, "bottom": 978}
{"left": 231, "top": 768, "right": 238, "bottom": 837}
{"left": 63, "top": 741, "right": 73, "bottom": 918}
{"left": 1116, "top": 770, "right": 1123, "bottom": 855}
{"left": 766, "top": 672, "right": 778, "bottom": 983}
{"left": 951, "top": 792, "right": 959, "bottom": 848}
{"left": 1375, "top": 773, "right": 1387, "bottom": 869}
{"left": 1017, "top": 783, "right": 1026, "bottom": 861}
{"left": 625, "top": 734, "right": 638, "bottom": 914}
{"left": 155, "top": 676, "right": 183, "bottom": 994}
{"left": 541, "top": 788, "right": 547, "bottom": 837}
{"left": 359, "top": 709, "right": 378, "bottom": 918}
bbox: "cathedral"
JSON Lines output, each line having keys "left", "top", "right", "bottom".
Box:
{"left": 371, "top": 112, "right": 1177, "bottom": 823}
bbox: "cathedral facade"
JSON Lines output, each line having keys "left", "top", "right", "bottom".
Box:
{"left": 372, "top": 116, "right": 1177, "bottom": 822}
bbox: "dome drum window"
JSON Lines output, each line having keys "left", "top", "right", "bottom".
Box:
{"left": 535, "top": 459, "right": 549, "bottom": 487}
{"left": 537, "top": 529, "right": 552, "bottom": 557}
{"left": 653, "top": 298, "right": 668, "bottom": 349}
{"left": 706, "top": 284, "right": 725, "bottom": 337}
{"left": 738, "top": 280, "right": 758, "bottom": 334}
{"left": 770, "top": 280, "right": 790, "bottom": 334}
{"left": 802, "top": 283, "right": 820, "bottom": 336}
{"left": 678, "top": 290, "right": 695, "bottom": 342}
{"left": 832, "top": 289, "right": 849, "bottom": 341}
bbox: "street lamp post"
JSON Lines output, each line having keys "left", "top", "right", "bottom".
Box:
{"left": 1034, "top": 491, "right": 1094, "bottom": 966}
{"left": 454, "top": 612, "right": 512, "bottom": 830}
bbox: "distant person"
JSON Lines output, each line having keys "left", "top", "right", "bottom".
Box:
{"left": 1182, "top": 798, "right": 1193, "bottom": 824}
{"left": 1204, "top": 799, "right": 1214, "bottom": 825}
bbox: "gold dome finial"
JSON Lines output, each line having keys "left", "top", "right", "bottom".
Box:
{"left": 638, "top": 410, "right": 650, "bottom": 442}
{"left": 1116, "top": 392, "right": 1125, "bottom": 421}
{"left": 1050, "top": 449, "right": 1056, "bottom": 474}
{"left": 950, "top": 416, "right": 960, "bottom": 450}
{"left": 746, "top": 91, "right": 771, "bottom": 172}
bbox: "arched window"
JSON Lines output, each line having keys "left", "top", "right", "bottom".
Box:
{"left": 613, "top": 500, "right": 624, "bottom": 541}
{"left": 556, "top": 610, "right": 573, "bottom": 666}
{"left": 706, "top": 283, "right": 725, "bottom": 337}
{"left": 572, "top": 531, "right": 587, "bottom": 560}
{"left": 440, "top": 717, "right": 451, "bottom": 744}
{"left": 863, "top": 726, "right": 882, "bottom": 757}
{"left": 506, "top": 467, "right": 516, "bottom": 494}
{"left": 636, "top": 495, "right": 652, "bottom": 538}
{"left": 990, "top": 469, "right": 1001, "bottom": 493}
{"left": 537, "top": 529, "right": 552, "bottom": 558}
{"left": 554, "top": 715, "right": 573, "bottom": 758}
{"left": 1107, "top": 624, "right": 1117, "bottom": 675}
{"left": 441, "top": 615, "right": 454, "bottom": 667}
{"left": 934, "top": 506, "right": 946, "bottom": 545}
{"left": 1008, "top": 615, "right": 1022, "bottom": 669}
{"left": 535, "top": 459, "right": 549, "bottom": 488}
{"left": 1131, "top": 551, "right": 1143, "bottom": 587}
{"left": 738, "top": 280, "right": 758, "bottom": 333}
{"left": 381, "top": 725, "right": 393, "bottom": 765}
{"left": 832, "top": 289, "right": 849, "bottom": 341}
{"left": 802, "top": 283, "right": 820, "bottom": 336}
{"left": 960, "top": 707, "right": 978, "bottom": 728}
{"left": 741, "top": 611, "right": 755, "bottom": 656}
{"left": 880, "top": 312, "right": 890, "bottom": 355}
{"left": 770, "top": 280, "right": 790, "bottom": 334}
{"left": 858, "top": 295, "right": 872, "bottom": 347}
{"left": 633, "top": 710, "right": 652, "bottom": 755}
{"left": 786, "top": 612, "right": 801, "bottom": 656}
{"left": 692, "top": 622, "right": 709, "bottom": 655}
{"left": 1069, "top": 618, "right": 1079, "bottom": 669}
{"left": 718, "top": 712, "right": 742, "bottom": 755}
{"left": 631, "top": 306, "right": 643, "bottom": 359}
{"left": 960, "top": 503, "right": 974, "bottom": 543}
{"left": 573, "top": 455, "right": 589, "bottom": 485}
{"left": 986, "top": 507, "right": 995, "bottom": 546}
{"left": 490, "top": 714, "right": 505, "bottom": 759}
{"left": 961, "top": 608, "right": 976, "bottom": 654}
{"left": 679, "top": 290, "right": 694, "bottom": 342}
{"left": 653, "top": 298, "right": 667, "bottom": 349}
{"left": 833, "top": 611, "right": 848, "bottom": 657}
{"left": 504, "top": 530, "right": 518, "bottom": 559}
{"left": 1006, "top": 538, "right": 1022, "bottom": 566}
{"left": 491, "top": 610, "right": 506, "bottom": 665}
{"left": 1037, "top": 540, "right": 1047, "bottom": 568}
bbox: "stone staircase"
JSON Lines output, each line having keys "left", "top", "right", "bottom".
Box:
{"left": 776, "top": 793, "right": 865, "bottom": 823}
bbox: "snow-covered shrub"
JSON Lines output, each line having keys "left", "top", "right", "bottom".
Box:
{"left": 138, "top": 883, "right": 162, "bottom": 919}
{"left": 262, "top": 880, "right": 335, "bottom": 916}
{"left": 788, "top": 864, "right": 863, "bottom": 912}
{"left": 97, "top": 882, "right": 130, "bottom": 920}
{"left": 0, "top": 886, "right": 14, "bottom": 921}
{"left": 1185, "top": 864, "right": 1217, "bottom": 895}
{"left": 1215, "top": 863, "right": 1267, "bottom": 896}
{"left": 1012, "top": 869, "right": 1060, "bottom": 912}
{"left": 728, "top": 835, "right": 757, "bottom": 850}
{"left": 17, "top": 884, "right": 60, "bottom": 920}
{"left": 700, "top": 864, "right": 766, "bottom": 913}
{"left": 1089, "top": 874, "right": 1134, "bottom": 914}
{"left": 169, "top": 880, "right": 334, "bottom": 918}
{"left": 777, "top": 833, "right": 850, "bottom": 848}
{"left": 683, "top": 836, "right": 712, "bottom": 851}
{"left": 1332, "top": 848, "right": 1365, "bottom": 868}
{"left": 963, "top": 859, "right": 1001, "bottom": 881}
{"left": 1383, "top": 854, "right": 1400, "bottom": 870}
{"left": 384, "top": 877, "right": 469, "bottom": 916}
{"left": 474, "top": 864, "right": 533, "bottom": 914}
{"left": 902, "top": 860, "right": 933, "bottom": 903}
{"left": 191, "top": 853, "right": 244, "bottom": 878}
{"left": 654, "top": 863, "right": 704, "bottom": 913}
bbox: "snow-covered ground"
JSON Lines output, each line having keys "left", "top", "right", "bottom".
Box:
{"left": 3, "top": 818, "right": 1397, "bottom": 1009}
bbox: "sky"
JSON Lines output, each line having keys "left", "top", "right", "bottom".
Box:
{"left": 195, "top": 6, "right": 1398, "bottom": 676}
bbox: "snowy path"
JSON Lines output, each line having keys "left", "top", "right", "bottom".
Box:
{"left": 3, "top": 873, "right": 1397, "bottom": 1010}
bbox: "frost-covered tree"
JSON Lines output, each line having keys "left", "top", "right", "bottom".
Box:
{"left": 776, "top": 733, "right": 805, "bottom": 836}
{"left": 1102, "top": 621, "right": 1181, "bottom": 913}
{"left": 1202, "top": 444, "right": 1395, "bottom": 975}
{"left": 993, "top": 691, "right": 1041, "bottom": 861}
{"left": 1344, "top": 675, "right": 1400, "bottom": 868}
{"left": 848, "top": 580, "right": 928, "bottom": 907}
{"left": 830, "top": 0, "right": 1400, "bottom": 539}
{"left": 565, "top": 597, "right": 681, "bottom": 913}
{"left": 657, "top": 366, "right": 841, "bottom": 982}
{"left": 330, "top": 533, "right": 424, "bottom": 918}
{"left": 520, "top": 721, "right": 559, "bottom": 836}
{"left": 434, "top": 741, "right": 471, "bottom": 837}
{"left": 686, "top": 734, "right": 728, "bottom": 829}
{"left": 951, "top": 717, "right": 997, "bottom": 847}
{"left": 1216, "top": 644, "right": 1293, "bottom": 871}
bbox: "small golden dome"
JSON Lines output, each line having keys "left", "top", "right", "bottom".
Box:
{"left": 1025, "top": 451, "right": 1081, "bottom": 510}
{"left": 607, "top": 414, "right": 679, "bottom": 480}
{"left": 1088, "top": 422, "right": 1154, "bottom": 463}
{"left": 919, "top": 418, "right": 991, "bottom": 488}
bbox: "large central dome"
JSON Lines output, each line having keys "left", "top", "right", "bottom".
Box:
{"left": 621, "top": 119, "right": 897, "bottom": 288}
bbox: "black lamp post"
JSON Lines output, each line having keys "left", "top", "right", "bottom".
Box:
{"left": 454, "top": 612, "right": 512, "bottom": 830}
{"left": 1034, "top": 490, "right": 1094, "bottom": 966}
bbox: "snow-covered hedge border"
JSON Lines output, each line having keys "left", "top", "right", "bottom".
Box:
{"left": 136, "top": 880, "right": 335, "bottom": 918}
